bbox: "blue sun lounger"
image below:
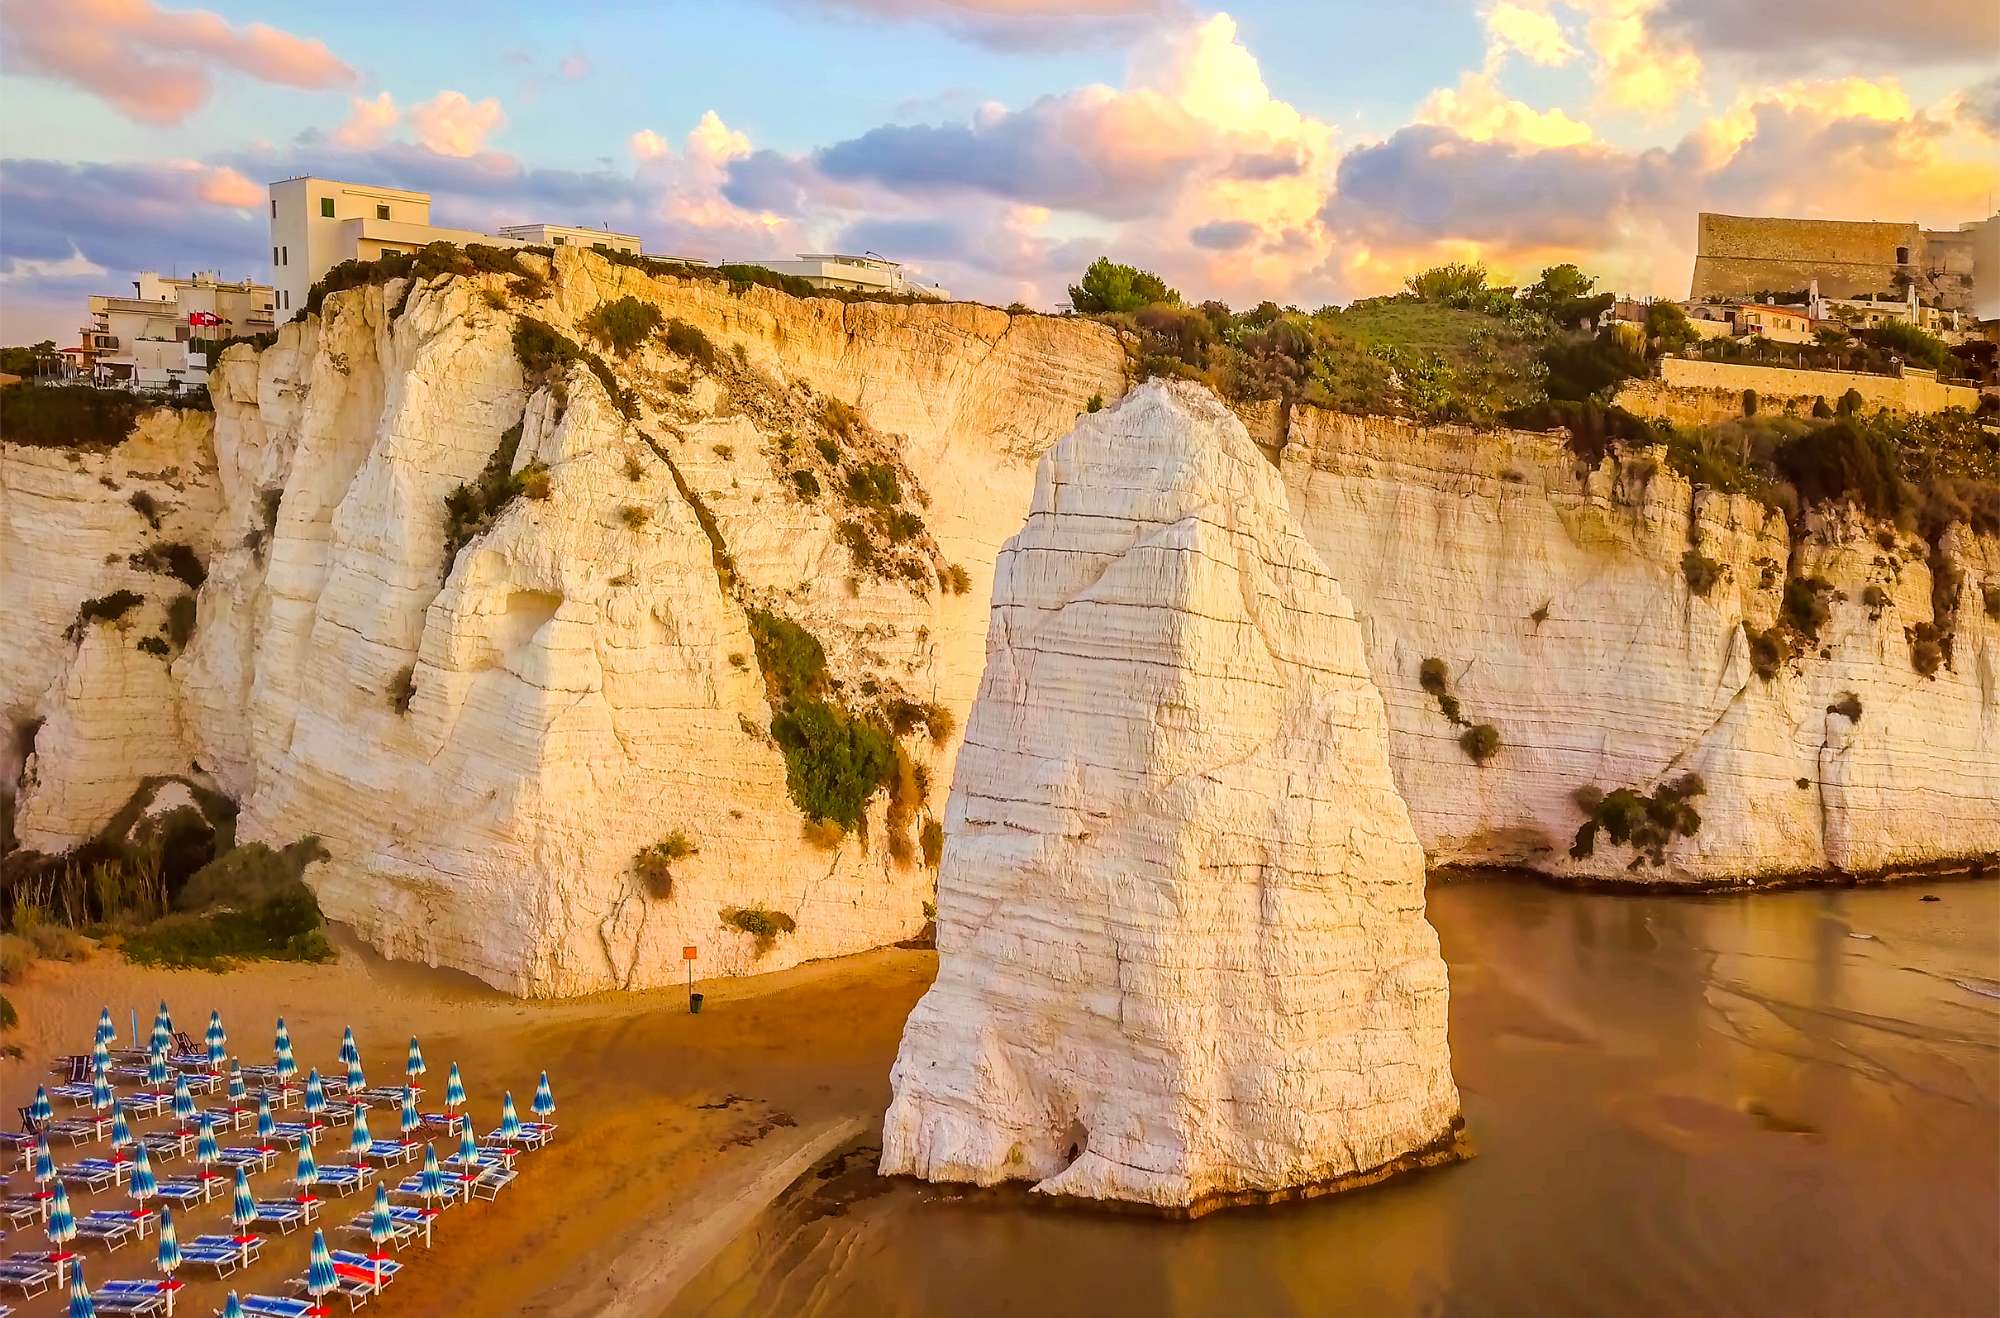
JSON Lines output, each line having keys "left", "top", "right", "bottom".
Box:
{"left": 0, "top": 1199, "right": 42, "bottom": 1230}
{"left": 0, "top": 1258, "right": 55, "bottom": 1298}
{"left": 341, "top": 1204, "right": 428, "bottom": 1250}
{"left": 237, "top": 1296, "right": 315, "bottom": 1318}
{"left": 74, "top": 1213, "right": 140, "bottom": 1251}
{"left": 251, "top": 1200, "right": 312, "bottom": 1234}
{"left": 358, "top": 1140, "right": 418, "bottom": 1168}
{"left": 199, "top": 1106, "right": 252, "bottom": 1133}
{"left": 156, "top": 1175, "right": 225, "bottom": 1206}
{"left": 191, "top": 1233, "right": 264, "bottom": 1266}
{"left": 138, "top": 1130, "right": 190, "bottom": 1160}
{"left": 91, "top": 1279, "right": 169, "bottom": 1315}
{"left": 265, "top": 1123, "right": 313, "bottom": 1148}
{"left": 314, "top": 1164, "right": 374, "bottom": 1196}
{"left": 120, "top": 1092, "right": 172, "bottom": 1119}
{"left": 61, "top": 1158, "right": 129, "bottom": 1191}
{"left": 218, "top": 1145, "right": 277, "bottom": 1173}
{"left": 49, "top": 1084, "right": 94, "bottom": 1107}
{"left": 181, "top": 1236, "right": 256, "bottom": 1276}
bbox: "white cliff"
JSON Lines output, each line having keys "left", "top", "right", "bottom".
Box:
{"left": 879, "top": 381, "right": 1461, "bottom": 1212}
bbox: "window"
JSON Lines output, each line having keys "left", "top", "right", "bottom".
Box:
{"left": 553, "top": 236, "right": 566, "bottom": 245}
{"left": 320, "top": 197, "right": 335, "bottom": 218}
{"left": 377, "top": 204, "right": 390, "bottom": 220}
{"left": 273, "top": 246, "right": 280, "bottom": 265}
{"left": 281, "top": 246, "right": 288, "bottom": 265}
{"left": 1895, "top": 246, "right": 1909, "bottom": 265}
{"left": 271, "top": 200, "right": 277, "bottom": 219}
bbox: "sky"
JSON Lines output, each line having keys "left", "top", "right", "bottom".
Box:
{"left": 2, "top": 0, "right": 1997, "bottom": 343}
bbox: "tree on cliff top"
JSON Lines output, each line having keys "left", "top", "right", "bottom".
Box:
{"left": 1522, "top": 264, "right": 1615, "bottom": 329}
{"left": 1068, "top": 258, "right": 1180, "bottom": 315}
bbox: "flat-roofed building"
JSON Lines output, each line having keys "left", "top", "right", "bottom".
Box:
{"left": 492, "top": 223, "right": 642, "bottom": 256}
{"left": 267, "top": 177, "right": 519, "bottom": 320}
{"left": 736, "top": 252, "right": 950, "bottom": 300}
{"left": 74, "top": 270, "right": 274, "bottom": 389}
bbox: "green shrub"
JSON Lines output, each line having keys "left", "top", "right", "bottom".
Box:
{"left": 789, "top": 469, "right": 821, "bottom": 500}
{"left": 845, "top": 462, "right": 900, "bottom": 509}
{"left": 819, "top": 396, "right": 861, "bottom": 441}
{"left": 129, "top": 490, "right": 163, "bottom": 529}
{"left": 632, "top": 832, "right": 697, "bottom": 898}
{"left": 1569, "top": 773, "right": 1705, "bottom": 868}
{"left": 942, "top": 564, "right": 972, "bottom": 595}
{"left": 517, "top": 462, "right": 551, "bottom": 500}
{"left": 1908, "top": 621, "right": 1945, "bottom": 677}
{"left": 1745, "top": 623, "right": 1788, "bottom": 679}
{"left": 1862, "top": 584, "right": 1891, "bottom": 618}
{"left": 1838, "top": 388, "right": 1864, "bottom": 416}
{"left": 165, "top": 593, "right": 197, "bottom": 648}
{"left": 1068, "top": 257, "right": 1179, "bottom": 315}
{"left": 663, "top": 319, "right": 717, "bottom": 368}
{"left": 1085, "top": 394, "right": 1104, "bottom": 414}
{"left": 1780, "top": 576, "right": 1833, "bottom": 644}
{"left": 480, "top": 287, "right": 508, "bottom": 311}
{"left": 920, "top": 818, "right": 944, "bottom": 869}
{"left": 1811, "top": 396, "right": 1834, "bottom": 419}
{"left": 1827, "top": 692, "right": 1862, "bottom": 723}
{"left": 721, "top": 904, "right": 797, "bottom": 954}
{"left": 746, "top": 608, "right": 827, "bottom": 702}
{"left": 1741, "top": 388, "right": 1759, "bottom": 417}
{"left": 1459, "top": 723, "right": 1501, "bottom": 764}
{"left": 1417, "top": 657, "right": 1468, "bottom": 726}
{"left": 0, "top": 993, "right": 14, "bottom": 1030}
{"left": 0, "top": 383, "right": 152, "bottom": 448}
{"left": 770, "top": 699, "right": 894, "bottom": 830}
{"left": 0, "top": 935, "right": 29, "bottom": 983}
{"left": 513, "top": 317, "right": 583, "bottom": 377}
{"left": 583, "top": 296, "right": 664, "bottom": 356}
{"left": 128, "top": 541, "right": 205, "bottom": 588}
{"left": 837, "top": 520, "right": 875, "bottom": 570}
{"left": 441, "top": 421, "right": 527, "bottom": 574}
{"left": 1681, "top": 549, "right": 1722, "bottom": 598}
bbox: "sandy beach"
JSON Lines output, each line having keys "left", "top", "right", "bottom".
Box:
{"left": 1, "top": 930, "right": 932, "bottom": 1316}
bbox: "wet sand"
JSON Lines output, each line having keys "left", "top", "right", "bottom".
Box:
{"left": 6, "top": 879, "right": 1995, "bottom": 1316}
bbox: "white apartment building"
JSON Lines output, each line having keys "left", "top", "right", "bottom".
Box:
{"left": 68, "top": 270, "right": 274, "bottom": 389}
{"left": 268, "top": 177, "right": 652, "bottom": 321}
{"left": 739, "top": 252, "right": 950, "bottom": 300}
{"left": 492, "top": 223, "right": 642, "bottom": 256}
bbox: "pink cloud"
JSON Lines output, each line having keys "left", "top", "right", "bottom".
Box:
{"left": 0, "top": 0, "right": 354, "bottom": 124}
{"left": 408, "top": 91, "right": 506, "bottom": 157}
{"left": 335, "top": 91, "right": 399, "bottom": 149}
{"left": 192, "top": 163, "right": 261, "bottom": 208}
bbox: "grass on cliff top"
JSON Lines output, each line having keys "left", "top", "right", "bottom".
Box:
{"left": 0, "top": 382, "right": 206, "bottom": 449}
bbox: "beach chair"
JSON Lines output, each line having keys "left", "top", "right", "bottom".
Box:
{"left": 156, "top": 1176, "right": 224, "bottom": 1206}
{"left": 265, "top": 1122, "right": 312, "bottom": 1148}
{"left": 176, "top": 1070, "right": 222, "bottom": 1095}
{"left": 358, "top": 1140, "right": 418, "bottom": 1168}
{"left": 85, "top": 1208, "right": 154, "bottom": 1238}
{"left": 219, "top": 1146, "right": 277, "bottom": 1173}
{"left": 73, "top": 1213, "right": 139, "bottom": 1251}
{"left": 172, "top": 1030, "right": 201, "bottom": 1057}
{"left": 180, "top": 1236, "right": 254, "bottom": 1277}
{"left": 237, "top": 1296, "right": 316, "bottom": 1318}
{"left": 60, "top": 1158, "right": 129, "bottom": 1191}
{"left": 0, "top": 1258, "right": 55, "bottom": 1298}
{"left": 110, "top": 1065, "right": 154, "bottom": 1084}
{"left": 250, "top": 1201, "right": 307, "bottom": 1235}
{"left": 51, "top": 1056, "right": 89, "bottom": 1083}
{"left": 1, "top": 1198, "right": 43, "bottom": 1230}
{"left": 469, "top": 1162, "right": 517, "bottom": 1201}
{"left": 201, "top": 1106, "right": 252, "bottom": 1133}
{"left": 91, "top": 1279, "right": 169, "bottom": 1315}
{"left": 192, "top": 1233, "right": 263, "bottom": 1267}
{"left": 487, "top": 1121, "right": 555, "bottom": 1149}
{"left": 33, "top": 1117, "right": 97, "bottom": 1147}
{"left": 139, "top": 1130, "right": 191, "bottom": 1161}
{"left": 314, "top": 1164, "right": 375, "bottom": 1197}
{"left": 50, "top": 1083, "right": 95, "bottom": 1107}
{"left": 122, "top": 1092, "right": 172, "bottom": 1119}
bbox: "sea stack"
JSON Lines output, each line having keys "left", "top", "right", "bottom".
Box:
{"left": 879, "top": 379, "right": 1461, "bottom": 1213}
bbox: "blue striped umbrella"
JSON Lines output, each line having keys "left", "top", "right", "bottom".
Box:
{"left": 110, "top": 1102, "right": 134, "bottom": 1163}
{"left": 91, "top": 1036, "right": 110, "bottom": 1074}
{"left": 228, "top": 1061, "right": 248, "bottom": 1107}
{"left": 196, "top": 1114, "right": 221, "bottom": 1180}
{"left": 294, "top": 1141, "right": 319, "bottom": 1203}
{"left": 274, "top": 1018, "right": 296, "bottom": 1086}
{"left": 444, "top": 1063, "right": 467, "bottom": 1128}
{"left": 338, "top": 1027, "right": 358, "bottom": 1068}
{"left": 405, "top": 1036, "right": 426, "bottom": 1081}
{"left": 49, "top": 1181, "right": 76, "bottom": 1267}
{"left": 156, "top": 1204, "right": 181, "bottom": 1287}
{"left": 455, "top": 1121, "right": 480, "bottom": 1201}
{"left": 223, "top": 1293, "right": 245, "bottom": 1318}
{"left": 147, "top": 1045, "right": 169, "bottom": 1089}
{"left": 367, "top": 1182, "right": 393, "bottom": 1256}
{"left": 149, "top": 1003, "right": 172, "bottom": 1055}
{"left": 172, "top": 1072, "right": 197, "bottom": 1125}
{"left": 496, "top": 1091, "right": 521, "bottom": 1143}
{"left": 91, "top": 1061, "right": 113, "bottom": 1115}
{"left": 349, "top": 1105, "right": 374, "bottom": 1161}
{"left": 398, "top": 1087, "right": 420, "bottom": 1139}
{"left": 346, "top": 1054, "right": 366, "bottom": 1092}
{"left": 305, "top": 1229, "right": 337, "bottom": 1314}
{"left": 304, "top": 1069, "right": 327, "bottom": 1135}
{"left": 130, "top": 1144, "right": 157, "bottom": 1207}
{"left": 417, "top": 1144, "right": 448, "bottom": 1216}
{"left": 206, "top": 1010, "right": 227, "bottom": 1070}
{"left": 532, "top": 1071, "right": 555, "bottom": 1120}
{"left": 30, "top": 1085, "right": 54, "bottom": 1126}
{"left": 32, "top": 1130, "right": 56, "bottom": 1196}
{"left": 230, "top": 1167, "right": 257, "bottom": 1241}
{"left": 66, "top": 1256, "right": 93, "bottom": 1318}
{"left": 256, "top": 1093, "right": 276, "bottom": 1151}
{"left": 95, "top": 1007, "right": 116, "bottom": 1046}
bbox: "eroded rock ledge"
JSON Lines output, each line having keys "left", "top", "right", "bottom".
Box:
{"left": 879, "top": 381, "right": 1462, "bottom": 1211}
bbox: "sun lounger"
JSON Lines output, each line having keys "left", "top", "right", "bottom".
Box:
{"left": 73, "top": 1215, "right": 139, "bottom": 1251}
{"left": 314, "top": 1164, "right": 375, "bottom": 1196}
{"left": 265, "top": 1123, "right": 313, "bottom": 1148}
{"left": 155, "top": 1176, "right": 223, "bottom": 1206}
{"left": 175, "top": 1070, "right": 221, "bottom": 1095}
{"left": 238, "top": 1296, "right": 315, "bottom": 1318}
{"left": 91, "top": 1279, "right": 169, "bottom": 1315}
{"left": 353, "top": 1086, "right": 410, "bottom": 1108}
{"left": 109, "top": 1065, "right": 153, "bottom": 1084}
{"left": 179, "top": 1236, "right": 256, "bottom": 1276}
{"left": 139, "top": 1130, "right": 190, "bottom": 1160}
{"left": 84, "top": 1209, "right": 154, "bottom": 1238}
{"left": 1, "top": 1198, "right": 43, "bottom": 1230}
{"left": 192, "top": 1233, "right": 264, "bottom": 1266}
{"left": 200, "top": 1106, "right": 252, "bottom": 1132}
{"left": 0, "top": 1259, "right": 55, "bottom": 1298}
{"left": 29, "top": 1118, "right": 97, "bottom": 1147}
{"left": 121, "top": 1092, "right": 171, "bottom": 1118}
{"left": 341, "top": 1212, "right": 421, "bottom": 1251}
{"left": 468, "top": 1163, "right": 517, "bottom": 1201}
{"left": 50, "top": 1084, "right": 95, "bottom": 1107}
{"left": 59, "top": 1158, "right": 128, "bottom": 1191}
{"left": 358, "top": 1140, "right": 418, "bottom": 1168}
{"left": 218, "top": 1145, "right": 277, "bottom": 1173}
{"left": 487, "top": 1121, "right": 555, "bottom": 1149}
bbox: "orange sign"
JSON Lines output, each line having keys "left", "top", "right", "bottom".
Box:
{"left": 682, "top": 946, "right": 698, "bottom": 961}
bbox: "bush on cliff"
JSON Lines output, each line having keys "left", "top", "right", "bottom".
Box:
{"left": 1569, "top": 774, "right": 1705, "bottom": 868}
{"left": 1, "top": 383, "right": 153, "bottom": 448}
{"left": 770, "top": 699, "right": 895, "bottom": 831}
{"left": 583, "top": 296, "right": 664, "bottom": 356}
{"left": 124, "top": 837, "right": 335, "bottom": 970}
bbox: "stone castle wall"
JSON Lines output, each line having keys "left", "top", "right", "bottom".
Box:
{"left": 1615, "top": 357, "right": 1983, "bottom": 426}
{"left": 1690, "top": 212, "right": 1934, "bottom": 303}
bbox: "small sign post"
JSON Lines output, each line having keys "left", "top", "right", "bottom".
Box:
{"left": 683, "top": 946, "right": 698, "bottom": 1013}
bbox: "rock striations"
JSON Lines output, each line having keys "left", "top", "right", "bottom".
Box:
{"left": 879, "top": 381, "right": 1461, "bottom": 1212}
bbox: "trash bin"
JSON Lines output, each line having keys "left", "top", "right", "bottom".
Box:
{"left": 689, "top": 992, "right": 704, "bottom": 1015}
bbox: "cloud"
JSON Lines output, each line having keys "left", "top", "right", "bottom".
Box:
{"left": 784, "top": 0, "right": 1185, "bottom": 49}
{"left": 558, "top": 52, "right": 591, "bottom": 80}
{"left": 335, "top": 91, "right": 399, "bottom": 149}
{"left": 1650, "top": 0, "right": 1999, "bottom": 71}
{"left": 629, "top": 129, "right": 671, "bottom": 162}
{"left": 194, "top": 163, "right": 262, "bottom": 208}
{"left": 0, "top": 0, "right": 353, "bottom": 124}
{"left": 1188, "top": 219, "right": 1257, "bottom": 250}
{"left": 408, "top": 91, "right": 506, "bottom": 157}
{"left": 1415, "top": 72, "right": 1595, "bottom": 147}
{"left": 1953, "top": 74, "right": 2000, "bottom": 138}
{"left": 0, "top": 244, "right": 108, "bottom": 285}
{"left": 1484, "top": 1, "right": 1579, "bottom": 65}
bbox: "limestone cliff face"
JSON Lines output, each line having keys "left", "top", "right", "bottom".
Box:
{"left": 879, "top": 381, "right": 1460, "bottom": 1210}
{"left": 1279, "top": 410, "right": 2000, "bottom": 882}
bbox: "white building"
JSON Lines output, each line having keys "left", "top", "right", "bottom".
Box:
{"left": 736, "top": 252, "right": 950, "bottom": 300}
{"left": 267, "top": 177, "right": 649, "bottom": 321}
{"left": 67, "top": 270, "right": 274, "bottom": 390}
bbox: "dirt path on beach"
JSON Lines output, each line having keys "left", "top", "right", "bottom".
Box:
{"left": 1, "top": 930, "right": 933, "bottom": 1316}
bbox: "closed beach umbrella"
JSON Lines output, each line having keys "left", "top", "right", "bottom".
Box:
{"left": 150, "top": 1004, "right": 172, "bottom": 1056}
{"left": 496, "top": 1091, "right": 521, "bottom": 1143}
{"left": 304, "top": 1069, "right": 327, "bottom": 1135}
{"left": 255, "top": 1093, "right": 275, "bottom": 1151}
{"left": 156, "top": 1204, "right": 182, "bottom": 1291}
{"left": 30, "top": 1085, "right": 54, "bottom": 1126}
{"left": 66, "top": 1257, "right": 93, "bottom": 1318}
{"left": 91, "top": 1059, "right": 113, "bottom": 1110}
{"left": 274, "top": 1018, "right": 296, "bottom": 1086}
{"left": 349, "top": 1105, "right": 373, "bottom": 1161}
{"left": 91, "top": 1036, "right": 110, "bottom": 1074}
{"left": 398, "top": 1087, "right": 420, "bottom": 1139}
{"left": 346, "top": 1054, "right": 365, "bottom": 1093}
{"left": 304, "top": 1229, "right": 337, "bottom": 1315}
{"left": 172, "top": 1072, "right": 196, "bottom": 1125}
{"left": 294, "top": 1141, "right": 319, "bottom": 1203}
{"left": 206, "top": 1010, "right": 227, "bottom": 1070}
{"left": 367, "top": 1184, "right": 393, "bottom": 1290}
{"left": 338, "top": 1027, "right": 358, "bottom": 1068}
{"left": 417, "top": 1145, "right": 447, "bottom": 1217}
{"left": 196, "top": 1115, "right": 221, "bottom": 1180}
{"left": 444, "top": 1063, "right": 467, "bottom": 1129}
{"left": 454, "top": 1121, "right": 479, "bottom": 1201}
{"left": 532, "top": 1071, "right": 555, "bottom": 1121}
{"left": 228, "top": 1062, "right": 248, "bottom": 1109}
{"left": 222, "top": 1294, "right": 244, "bottom": 1318}
{"left": 47, "top": 1180, "right": 77, "bottom": 1264}
{"left": 96, "top": 1007, "right": 116, "bottom": 1047}
{"left": 110, "top": 1102, "right": 134, "bottom": 1163}
{"left": 405, "top": 1036, "right": 425, "bottom": 1081}
{"left": 230, "top": 1167, "right": 257, "bottom": 1242}
{"left": 147, "top": 1046, "right": 169, "bottom": 1090}
{"left": 130, "top": 1144, "right": 157, "bottom": 1208}
{"left": 33, "top": 1130, "right": 56, "bottom": 1198}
